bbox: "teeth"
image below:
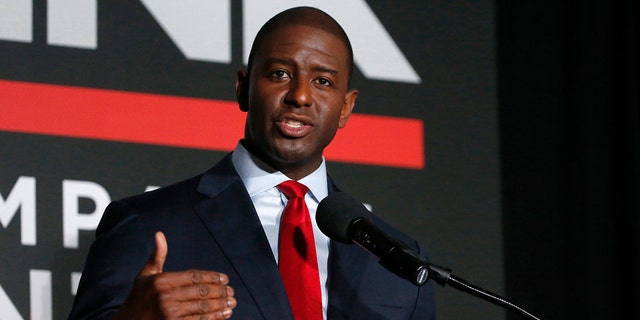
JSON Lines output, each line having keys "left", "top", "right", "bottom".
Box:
{"left": 284, "top": 120, "right": 304, "bottom": 128}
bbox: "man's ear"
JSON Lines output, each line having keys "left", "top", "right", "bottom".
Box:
{"left": 338, "top": 89, "right": 359, "bottom": 128}
{"left": 236, "top": 70, "right": 249, "bottom": 112}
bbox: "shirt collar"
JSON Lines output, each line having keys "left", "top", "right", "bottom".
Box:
{"left": 231, "top": 141, "right": 329, "bottom": 203}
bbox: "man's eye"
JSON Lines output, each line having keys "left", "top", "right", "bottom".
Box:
{"left": 272, "top": 70, "right": 288, "bottom": 78}
{"left": 316, "top": 78, "right": 331, "bottom": 86}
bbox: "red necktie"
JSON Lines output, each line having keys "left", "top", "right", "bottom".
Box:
{"left": 277, "top": 180, "right": 323, "bottom": 320}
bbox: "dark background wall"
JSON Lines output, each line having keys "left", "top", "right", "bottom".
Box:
{"left": 497, "top": 1, "right": 639, "bottom": 319}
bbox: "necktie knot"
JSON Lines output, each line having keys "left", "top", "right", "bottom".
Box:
{"left": 278, "top": 180, "right": 309, "bottom": 200}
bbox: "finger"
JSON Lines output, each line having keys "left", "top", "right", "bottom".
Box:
{"left": 169, "top": 296, "right": 237, "bottom": 318}
{"left": 154, "top": 269, "right": 230, "bottom": 289}
{"left": 140, "top": 231, "right": 167, "bottom": 276}
{"left": 167, "top": 282, "right": 234, "bottom": 302}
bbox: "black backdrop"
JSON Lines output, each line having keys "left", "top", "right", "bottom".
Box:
{"left": 498, "top": 1, "right": 640, "bottom": 319}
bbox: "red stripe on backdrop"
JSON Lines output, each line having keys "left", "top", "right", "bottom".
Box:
{"left": 0, "top": 80, "right": 424, "bottom": 169}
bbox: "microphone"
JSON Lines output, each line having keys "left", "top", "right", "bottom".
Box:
{"left": 316, "top": 192, "right": 439, "bottom": 286}
{"left": 316, "top": 192, "right": 541, "bottom": 320}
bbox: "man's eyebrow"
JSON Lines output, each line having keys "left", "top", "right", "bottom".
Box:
{"left": 264, "top": 58, "right": 294, "bottom": 66}
{"left": 314, "top": 66, "right": 338, "bottom": 75}
{"left": 263, "top": 58, "right": 339, "bottom": 75}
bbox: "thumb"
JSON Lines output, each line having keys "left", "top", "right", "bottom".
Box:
{"left": 140, "top": 231, "right": 167, "bottom": 276}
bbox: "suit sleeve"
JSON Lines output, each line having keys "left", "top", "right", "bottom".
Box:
{"left": 67, "top": 200, "right": 154, "bottom": 320}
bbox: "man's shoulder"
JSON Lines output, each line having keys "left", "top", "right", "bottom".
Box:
{"left": 122, "top": 174, "right": 202, "bottom": 204}
{"left": 118, "top": 153, "right": 237, "bottom": 207}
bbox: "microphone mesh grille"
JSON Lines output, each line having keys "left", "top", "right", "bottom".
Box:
{"left": 316, "top": 192, "right": 369, "bottom": 244}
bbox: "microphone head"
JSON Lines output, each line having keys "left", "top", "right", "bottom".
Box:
{"left": 316, "top": 192, "right": 371, "bottom": 244}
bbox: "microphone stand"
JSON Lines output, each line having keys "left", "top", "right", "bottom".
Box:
{"left": 427, "top": 264, "right": 541, "bottom": 320}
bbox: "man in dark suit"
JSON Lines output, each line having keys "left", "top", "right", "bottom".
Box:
{"left": 69, "top": 6, "right": 436, "bottom": 320}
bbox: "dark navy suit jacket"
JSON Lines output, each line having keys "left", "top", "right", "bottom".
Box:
{"left": 68, "top": 154, "right": 436, "bottom": 319}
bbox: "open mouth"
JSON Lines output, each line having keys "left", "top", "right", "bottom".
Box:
{"left": 284, "top": 119, "right": 305, "bottom": 128}
{"left": 276, "top": 118, "right": 312, "bottom": 138}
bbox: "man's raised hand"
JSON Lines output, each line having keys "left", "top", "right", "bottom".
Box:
{"left": 113, "top": 231, "right": 237, "bottom": 319}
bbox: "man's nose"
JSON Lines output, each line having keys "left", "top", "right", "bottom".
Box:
{"left": 285, "top": 78, "right": 312, "bottom": 108}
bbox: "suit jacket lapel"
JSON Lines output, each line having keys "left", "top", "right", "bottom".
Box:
{"left": 194, "top": 155, "right": 293, "bottom": 320}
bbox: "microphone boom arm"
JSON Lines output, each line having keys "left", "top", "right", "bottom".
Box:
{"left": 426, "top": 263, "right": 541, "bottom": 320}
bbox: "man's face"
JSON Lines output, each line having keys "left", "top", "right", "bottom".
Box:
{"left": 237, "top": 23, "right": 358, "bottom": 177}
